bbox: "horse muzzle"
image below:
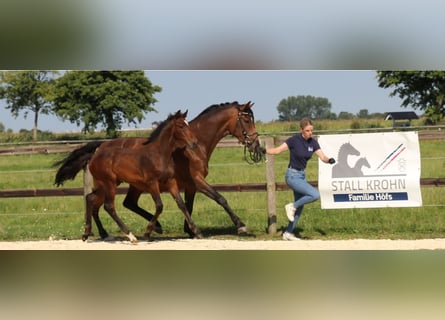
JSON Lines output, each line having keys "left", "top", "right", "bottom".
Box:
{"left": 246, "top": 138, "right": 260, "bottom": 153}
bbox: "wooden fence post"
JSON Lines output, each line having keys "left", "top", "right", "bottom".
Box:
{"left": 264, "top": 137, "right": 277, "bottom": 234}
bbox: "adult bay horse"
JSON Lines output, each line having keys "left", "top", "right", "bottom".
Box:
{"left": 81, "top": 110, "right": 201, "bottom": 242}
{"left": 54, "top": 101, "right": 261, "bottom": 238}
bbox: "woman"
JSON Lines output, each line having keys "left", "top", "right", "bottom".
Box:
{"left": 262, "top": 118, "right": 335, "bottom": 240}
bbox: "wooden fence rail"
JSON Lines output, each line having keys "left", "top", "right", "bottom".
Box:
{"left": 1, "top": 179, "right": 443, "bottom": 198}
{"left": 1, "top": 129, "right": 444, "bottom": 156}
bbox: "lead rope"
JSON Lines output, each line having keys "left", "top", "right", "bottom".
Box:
{"left": 237, "top": 111, "right": 265, "bottom": 164}
{"left": 243, "top": 144, "right": 265, "bottom": 165}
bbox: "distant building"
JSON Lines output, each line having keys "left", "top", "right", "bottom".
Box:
{"left": 384, "top": 111, "right": 419, "bottom": 127}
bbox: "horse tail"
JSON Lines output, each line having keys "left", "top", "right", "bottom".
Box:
{"left": 53, "top": 140, "right": 104, "bottom": 186}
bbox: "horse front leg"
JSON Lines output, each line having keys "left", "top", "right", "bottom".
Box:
{"left": 143, "top": 193, "right": 163, "bottom": 241}
{"left": 123, "top": 185, "right": 163, "bottom": 234}
{"left": 103, "top": 190, "right": 137, "bottom": 244}
{"left": 195, "top": 178, "right": 248, "bottom": 235}
{"left": 173, "top": 191, "right": 202, "bottom": 239}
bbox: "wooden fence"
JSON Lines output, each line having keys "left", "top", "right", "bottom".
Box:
{"left": 0, "top": 179, "right": 443, "bottom": 199}
{"left": 1, "top": 128, "right": 444, "bottom": 155}
{"left": 1, "top": 137, "right": 445, "bottom": 234}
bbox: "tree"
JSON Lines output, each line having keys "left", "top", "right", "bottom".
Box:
{"left": 277, "top": 95, "right": 332, "bottom": 121}
{"left": 376, "top": 71, "right": 445, "bottom": 124}
{"left": 52, "top": 71, "right": 161, "bottom": 138}
{"left": 0, "top": 71, "right": 57, "bottom": 141}
{"left": 338, "top": 111, "right": 354, "bottom": 120}
{"left": 356, "top": 109, "right": 369, "bottom": 119}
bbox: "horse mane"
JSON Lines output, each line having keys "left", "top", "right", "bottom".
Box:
{"left": 192, "top": 101, "right": 247, "bottom": 122}
{"left": 146, "top": 113, "right": 176, "bottom": 144}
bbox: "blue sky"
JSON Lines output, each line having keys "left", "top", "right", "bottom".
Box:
{"left": 1, "top": 70, "right": 415, "bottom": 133}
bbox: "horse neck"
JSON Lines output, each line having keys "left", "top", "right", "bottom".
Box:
{"left": 190, "top": 112, "right": 233, "bottom": 159}
{"left": 151, "top": 124, "right": 178, "bottom": 161}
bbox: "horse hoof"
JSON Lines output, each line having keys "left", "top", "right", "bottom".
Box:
{"left": 194, "top": 233, "right": 204, "bottom": 239}
{"left": 184, "top": 227, "right": 194, "bottom": 238}
{"left": 237, "top": 226, "right": 248, "bottom": 235}
{"left": 127, "top": 232, "right": 138, "bottom": 244}
{"left": 82, "top": 235, "right": 88, "bottom": 241}
{"left": 154, "top": 225, "right": 163, "bottom": 234}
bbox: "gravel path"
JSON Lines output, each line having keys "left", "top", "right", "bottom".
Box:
{"left": 2, "top": 238, "right": 445, "bottom": 250}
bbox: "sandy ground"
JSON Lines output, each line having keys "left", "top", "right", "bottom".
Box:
{"left": 2, "top": 238, "right": 445, "bottom": 250}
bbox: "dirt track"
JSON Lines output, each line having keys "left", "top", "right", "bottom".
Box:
{"left": 2, "top": 238, "right": 445, "bottom": 250}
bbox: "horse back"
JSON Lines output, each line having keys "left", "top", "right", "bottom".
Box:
{"left": 101, "top": 137, "right": 148, "bottom": 149}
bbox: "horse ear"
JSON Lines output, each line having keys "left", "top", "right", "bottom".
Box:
{"left": 240, "top": 101, "right": 254, "bottom": 112}
{"left": 242, "top": 101, "right": 254, "bottom": 110}
{"left": 183, "top": 110, "right": 188, "bottom": 118}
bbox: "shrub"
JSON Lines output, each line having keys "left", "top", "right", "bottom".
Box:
{"left": 350, "top": 120, "right": 361, "bottom": 129}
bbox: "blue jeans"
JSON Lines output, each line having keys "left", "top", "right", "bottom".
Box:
{"left": 284, "top": 168, "right": 320, "bottom": 233}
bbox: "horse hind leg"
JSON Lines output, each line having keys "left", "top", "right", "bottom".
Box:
{"left": 83, "top": 192, "right": 94, "bottom": 241}
{"left": 182, "top": 190, "right": 196, "bottom": 236}
{"left": 84, "top": 188, "right": 114, "bottom": 241}
{"left": 83, "top": 190, "right": 106, "bottom": 241}
{"left": 123, "top": 185, "right": 163, "bottom": 234}
{"left": 92, "top": 210, "right": 114, "bottom": 241}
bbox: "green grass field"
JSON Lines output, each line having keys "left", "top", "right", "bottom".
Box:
{"left": 0, "top": 126, "right": 444, "bottom": 241}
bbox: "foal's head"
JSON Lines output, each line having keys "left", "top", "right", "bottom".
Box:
{"left": 171, "top": 110, "right": 198, "bottom": 149}
{"left": 148, "top": 110, "right": 197, "bottom": 150}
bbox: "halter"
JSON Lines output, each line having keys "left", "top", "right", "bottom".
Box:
{"left": 236, "top": 110, "right": 264, "bottom": 164}
{"left": 236, "top": 111, "right": 258, "bottom": 146}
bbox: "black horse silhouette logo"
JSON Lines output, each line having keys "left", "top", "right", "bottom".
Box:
{"left": 332, "top": 142, "right": 371, "bottom": 178}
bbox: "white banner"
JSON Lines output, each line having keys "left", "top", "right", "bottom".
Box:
{"left": 318, "top": 132, "right": 422, "bottom": 209}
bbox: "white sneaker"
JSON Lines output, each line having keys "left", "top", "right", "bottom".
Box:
{"left": 285, "top": 203, "right": 296, "bottom": 222}
{"left": 282, "top": 232, "right": 300, "bottom": 241}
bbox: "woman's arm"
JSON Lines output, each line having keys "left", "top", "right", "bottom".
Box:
{"left": 314, "top": 149, "right": 335, "bottom": 164}
{"left": 266, "top": 142, "right": 289, "bottom": 155}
